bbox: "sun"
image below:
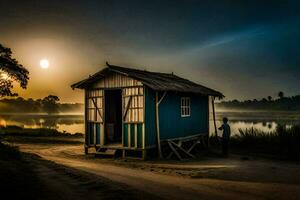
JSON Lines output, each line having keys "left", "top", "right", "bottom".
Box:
{"left": 40, "top": 59, "right": 49, "bottom": 69}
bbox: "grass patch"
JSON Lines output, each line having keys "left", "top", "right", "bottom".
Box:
{"left": 219, "top": 125, "right": 300, "bottom": 161}
{"left": 0, "top": 125, "right": 83, "bottom": 137}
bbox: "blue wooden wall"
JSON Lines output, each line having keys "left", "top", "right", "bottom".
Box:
{"left": 145, "top": 87, "right": 209, "bottom": 145}
{"left": 144, "top": 87, "right": 157, "bottom": 147}
{"left": 87, "top": 87, "right": 209, "bottom": 148}
{"left": 159, "top": 92, "right": 208, "bottom": 139}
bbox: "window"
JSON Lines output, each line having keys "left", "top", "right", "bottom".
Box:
{"left": 181, "top": 97, "right": 190, "bottom": 117}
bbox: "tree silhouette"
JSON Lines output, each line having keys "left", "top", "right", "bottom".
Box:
{"left": 217, "top": 94, "right": 300, "bottom": 111}
{"left": 262, "top": 98, "right": 268, "bottom": 103}
{"left": 0, "top": 44, "right": 29, "bottom": 97}
{"left": 0, "top": 96, "right": 83, "bottom": 113}
{"left": 278, "top": 91, "right": 284, "bottom": 99}
{"left": 267, "top": 96, "right": 272, "bottom": 101}
{"left": 42, "top": 95, "right": 60, "bottom": 114}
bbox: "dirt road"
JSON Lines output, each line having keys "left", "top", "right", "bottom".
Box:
{"left": 22, "top": 153, "right": 157, "bottom": 200}
{"left": 16, "top": 141, "right": 300, "bottom": 200}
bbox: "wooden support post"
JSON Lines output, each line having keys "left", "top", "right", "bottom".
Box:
{"left": 187, "top": 140, "right": 200, "bottom": 153}
{"left": 168, "top": 141, "right": 182, "bottom": 160}
{"left": 128, "top": 124, "right": 131, "bottom": 147}
{"left": 94, "top": 124, "right": 96, "bottom": 146}
{"left": 134, "top": 124, "right": 138, "bottom": 148}
{"left": 100, "top": 123, "right": 104, "bottom": 145}
{"left": 84, "top": 90, "right": 89, "bottom": 154}
{"left": 142, "top": 123, "right": 145, "bottom": 149}
{"left": 170, "top": 141, "right": 195, "bottom": 158}
{"left": 142, "top": 150, "right": 147, "bottom": 160}
{"left": 156, "top": 91, "right": 166, "bottom": 159}
{"left": 212, "top": 97, "right": 218, "bottom": 137}
{"left": 167, "top": 152, "right": 174, "bottom": 159}
{"left": 207, "top": 96, "right": 210, "bottom": 148}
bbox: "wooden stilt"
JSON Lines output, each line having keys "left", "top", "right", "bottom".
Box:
{"left": 122, "top": 149, "right": 125, "bottom": 158}
{"left": 170, "top": 141, "right": 195, "bottom": 158}
{"left": 155, "top": 91, "right": 166, "bottom": 159}
{"left": 142, "top": 150, "right": 147, "bottom": 160}
{"left": 84, "top": 90, "right": 89, "bottom": 153}
{"left": 166, "top": 135, "right": 208, "bottom": 160}
{"left": 207, "top": 96, "right": 210, "bottom": 148}
{"left": 187, "top": 140, "right": 200, "bottom": 153}
{"left": 212, "top": 97, "right": 218, "bottom": 137}
{"left": 167, "top": 151, "right": 174, "bottom": 159}
{"left": 168, "top": 141, "right": 182, "bottom": 160}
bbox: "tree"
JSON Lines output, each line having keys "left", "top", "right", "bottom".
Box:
{"left": 261, "top": 98, "right": 268, "bottom": 103}
{"left": 267, "top": 96, "right": 272, "bottom": 101}
{"left": 278, "top": 91, "right": 284, "bottom": 99}
{"left": 42, "top": 95, "right": 60, "bottom": 114}
{"left": 0, "top": 44, "right": 29, "bottom": 97}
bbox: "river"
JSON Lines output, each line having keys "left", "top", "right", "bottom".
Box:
{"left": 1, "top": 111, "right": 300, "bottom": 135}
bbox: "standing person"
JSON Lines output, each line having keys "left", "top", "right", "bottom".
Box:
{"left": 218, "top": 117, "right": 231, "bottom": 156}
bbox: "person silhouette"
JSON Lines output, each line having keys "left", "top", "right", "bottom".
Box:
{"left": 218, "top": 117, "right": 231, "bottom": 156}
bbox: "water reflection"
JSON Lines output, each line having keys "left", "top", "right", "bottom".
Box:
{"left": 210, "top": 121, "right": 279, "bottom": 136}
{"left": 211, "top": 111, "right": 300, "bottom": 135}
{"left": 1, "top": 111, "right": 300, "bottom": 135}
{"left": 0, "top": 114, "right": 84, "bottom": 134}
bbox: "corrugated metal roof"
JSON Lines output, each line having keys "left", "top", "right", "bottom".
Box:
{"left": 71, "top": 62, "right": 224, "bottom": 97}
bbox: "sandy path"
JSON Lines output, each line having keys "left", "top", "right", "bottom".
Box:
{"left": 18, "top": 143, "right": 300, "bottom": 200}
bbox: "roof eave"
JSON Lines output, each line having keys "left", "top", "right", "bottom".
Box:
{"left": 71, "top": 63, "right": 224, "bottom": 99}
{"left": 70, "top": 68, "right": 108, "bottom": 89}
{"left": 144, "top": 84, "right": 224, "bottom": 98}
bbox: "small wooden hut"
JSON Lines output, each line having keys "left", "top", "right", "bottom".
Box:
{"left": 71, "top": 62, "right": 223, "bottom": 159}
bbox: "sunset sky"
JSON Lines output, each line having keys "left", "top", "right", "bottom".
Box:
{"left": 1, "top": 0, "right": 299, "bottom": 103}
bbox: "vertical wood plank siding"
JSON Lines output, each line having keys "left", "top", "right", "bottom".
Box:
{"left": 91, "top": 72, "right": 143, "bottom": 88}
{"left": 123, "top": 123, "right": 144, "bottom": 148}
{"left": 86, "top": 89, "right": 104, "bottom": 146}
{"left": 87, "top": 122, "right": 103, "bottom": 145}
{"left": 84, "top": 71, "right": 210, "bottom": 151}
{"left": 159, "top": 92, "right": 209, "bottom": 140}
{"left": 123, "top": 87, "right": 144, "bottom": 123}
{"left": 144, "top": 87, "right": 209, "bottom": 147}
{"left": 86, "top": 72, "right": 145, "bottom": 149}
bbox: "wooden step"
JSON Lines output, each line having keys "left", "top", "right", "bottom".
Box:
{"left": 95, "top": 149, "right": 117, "bottom": 158}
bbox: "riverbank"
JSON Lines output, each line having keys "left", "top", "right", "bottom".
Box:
{"left": 0, "top": 125, "right": 83, "bottom": 137}
{"left": 1, "top": 110, "right": 300, "bottom": 135}
{"left": 230, "top": 125, "right": 300, "bottom": 161}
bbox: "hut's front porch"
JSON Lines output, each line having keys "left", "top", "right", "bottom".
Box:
{"left": 94, "top": 143, "right": 147, "bottom": 159}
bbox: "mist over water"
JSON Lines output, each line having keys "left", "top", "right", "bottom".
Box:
{"left": 0, "top": 113, "right": 84, "bottom": 134}
{"left": 0, "top": 110, "right": 300, "bottom": 135}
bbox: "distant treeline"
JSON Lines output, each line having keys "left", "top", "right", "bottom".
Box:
{"left": 217, "top": 92, "right": 300, "bottom": 111}
{"left": 0, "top": 95, "right": 83, "bottom": 114}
